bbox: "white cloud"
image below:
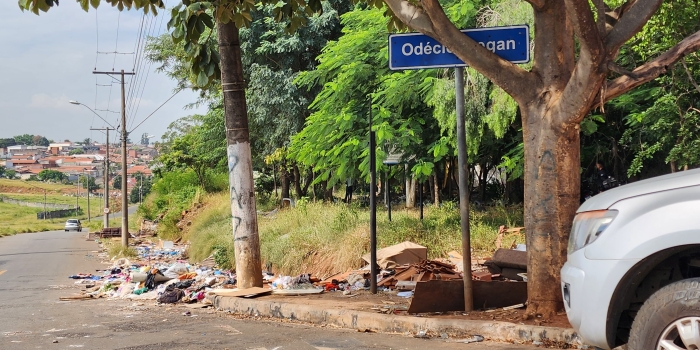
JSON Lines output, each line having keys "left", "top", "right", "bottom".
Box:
{"left": 28, "top": 93, "right": 73, "bottom": 110}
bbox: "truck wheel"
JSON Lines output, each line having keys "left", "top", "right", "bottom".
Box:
{"left": 628, "top": 278, "right": 700, "bottom": 350}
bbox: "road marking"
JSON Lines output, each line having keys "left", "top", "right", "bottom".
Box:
{"left": 0, "top": 270, "right": 6, "bottom": 276}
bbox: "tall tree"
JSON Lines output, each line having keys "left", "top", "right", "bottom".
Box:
{"left": 20, "top": 0, "right": 325, "bottom": 290}
{"left": 32, "top": 135, "right": 50, "bottom": 146}
{"left": 13, "top": 134, "right": 33, "bottom": 145}
{"left": 379, "top": 0, "right": 700, "bottom": 317}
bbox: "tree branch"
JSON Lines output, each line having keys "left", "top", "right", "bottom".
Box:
{"left": 591, "top": 0, "right": 606, "bottom": 37}
{"left": 565, "top": 0, "right": 604, "bottom": 59}
{"left": 596, "top": 30, "right": 700, "bottom": 107}
{"left": 605, "top": 0, "right": 662, "bottom": 54}
{"left": 417, "top": 0, "right": 537, "bottom": 104}
{"left": 681, "top": 59, "right": 700, "bottom": 95}
{"left": 607, "top": 61, "right": 636, "bottom": 77}
{"left": 554, "top": 0, "right": 607, "bottom": 124}
{"left": 383, "top": 0, "right": 436, "bottom": 37}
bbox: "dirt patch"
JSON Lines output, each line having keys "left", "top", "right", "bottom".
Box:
{"left": 257, "top": 290, "right": 572, "bottom": 329}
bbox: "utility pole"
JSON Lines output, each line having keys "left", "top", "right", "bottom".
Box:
{"left": 94, "top": 70, "right": 134, "bottom": 247}
{"left": 218, "top": 22, "right": 262, "bottom": 288}
{"left": 85, "top": 169, "right": 91, "bottom": 222}
{"left": 92, "top": 127, "right": 114, "bottom": 229}
{"left": 455, "top": 67, "right": 473, "bottom": 312}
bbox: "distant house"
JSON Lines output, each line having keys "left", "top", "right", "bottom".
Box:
{"left": 7, "top": 145, "right": 47, "bottom": 158}
{"left": 48, "top": 142, "right": 74, "bottom": 155}
{"left": 127, "top": 165, "right": 152, "bottom": 177}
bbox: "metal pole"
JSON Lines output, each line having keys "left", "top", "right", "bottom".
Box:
{"left": 105, "top": 128, "right": 110, "bottom": 228}
{"left": 419, "top": 181, "right": 423, "bottom": 221}
{"left": 120, "top": 70, "right": 129, "bottom": 247}
{"left": 455, "top": 67, "right": 473, "bottom": 312}
{"left": 93, "top": 71, "right": 133, "bottom": 241}
{"left": 76, "top": 177, "right": 79, "bottom": 215}
{"left": 86, "top": 170, "right": 91, "bottom": 222}
{"left": 386, "top": 169, "right": 391, "bottom": 222}
{"left": 44, "top": 190, "right": 47, "bottom": 220}
{"left": 369, "top": 99, "right": 378, "bottom": 294}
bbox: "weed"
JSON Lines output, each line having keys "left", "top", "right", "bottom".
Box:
{"left": 105, "top": 242, "right": 138, "bottom": 259}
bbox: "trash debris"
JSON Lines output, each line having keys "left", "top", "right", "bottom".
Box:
{"left": 414, "top": 330, "right": 429, "bottom": 338}
{"left": 362, "top": 241, "right": 427, "bottom": 269}
{"left": 461, "top": 335, "right": 484, "bottom": 344}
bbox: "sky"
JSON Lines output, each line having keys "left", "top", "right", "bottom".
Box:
{"left": 0, "top": 1, "right": 207, "bottom": 144}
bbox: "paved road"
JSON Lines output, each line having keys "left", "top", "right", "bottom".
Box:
{"left": 0, "top": 231, "right": 549, "bottom": 350}
{"left": 97, "top": 204, "right": 139, "bottom": 220}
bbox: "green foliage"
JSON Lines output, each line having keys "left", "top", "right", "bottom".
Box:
{"left": 5, "top": 170, "right": 18, "bottom": 179}
{"left": 112, "top": 174, "right": 121, "bottom": 190}
{"left": 290, "top": 8, "right": 431, "bottom": 186}
{"left": 155, "top": 110, "right": 226, "bottom": 190}
{"left": 68, "top": 149, "right": 84, "bottom": 155}
{"left": 12, "top": 134, "right": 34, "bottom": 145}
{"left": 129, "top": 173, "right": 153, "bottom": 203}
{"left": 37, "top": 169, "right": 67, "bottom": 183}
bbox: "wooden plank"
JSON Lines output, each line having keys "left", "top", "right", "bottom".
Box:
{"left": 407, "top": 280, "right": 527, "bottom": 313}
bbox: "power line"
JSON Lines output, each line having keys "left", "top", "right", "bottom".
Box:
{"left": 112, "top": 11, "right": 121, "bottom": 70}
{"left": 130, "top": 88, "right": 184, "bottom": 133}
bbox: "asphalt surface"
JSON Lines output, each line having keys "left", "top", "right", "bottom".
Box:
{"left": 0, "top": 230, "right": 548, "bottom": 350}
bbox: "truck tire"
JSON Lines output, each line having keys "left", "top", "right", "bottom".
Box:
{"left": 628, "top": 278, "right": 700, "bottom": 350}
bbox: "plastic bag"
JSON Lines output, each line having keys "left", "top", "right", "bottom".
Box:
{"left": 163, "top": 262, "right": 189, "bottom": 279}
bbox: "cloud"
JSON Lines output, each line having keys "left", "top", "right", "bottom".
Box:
{"left": 28, "top": 93, "right": 73, "bottom": 110}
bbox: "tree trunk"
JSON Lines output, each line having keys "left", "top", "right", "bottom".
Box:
{"left": 522, "top": 106, "right": 581, "bottom": 318}
{"left": 322, "top": 180, "right": 333, "bottom": 201}
{"left": 301, "top": 169, "right": 312, "bottom": 197}
{"left": 432, "top": 173, "right": 440, "bottom": 206}
{"left": 272, "top": 165, "right": 278, "bottom": 200}
{"left": 406, "top": 167, "right": 416, "bottom": 208}
{"left": 293, "top": 165, "right": 303, "bottom": 199}
{"left": 480, "top": 162, "right": 487, "bottom": 203}
{"left": 280, "top": 165, "right": 291, "bottom": 201}
{"left": 217, "top": 21, "right": 262, "bottom": 289}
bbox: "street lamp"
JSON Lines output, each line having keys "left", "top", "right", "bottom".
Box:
{"left": 68, "top": 101, "right": 116, "bottom": 129}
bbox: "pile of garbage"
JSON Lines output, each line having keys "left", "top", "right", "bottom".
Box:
{"left": 62, "top": 240, "right": 236, "bottom": 305}
{"left": 64, "top": 231, "right": 528, "bottom": 314}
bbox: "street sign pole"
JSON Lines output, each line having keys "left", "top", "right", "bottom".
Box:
{"left": 388, "top": 25, "right": 529, "bottom": 312}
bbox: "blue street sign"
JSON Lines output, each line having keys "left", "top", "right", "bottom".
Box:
{"left": 389, "top": 25, "right": 530, "bottom": 70}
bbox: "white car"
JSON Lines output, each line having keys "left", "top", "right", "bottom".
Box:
{"left": 562, "top": 168, "right": 700, "bottom": 350}
{"left": 64, "top": 219, "right": 82, "bottom": 232}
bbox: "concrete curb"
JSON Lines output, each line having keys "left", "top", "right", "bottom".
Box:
{"left": 214, "top": 296, "right": 583, "bottom": 346}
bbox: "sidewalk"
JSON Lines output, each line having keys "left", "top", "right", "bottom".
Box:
{"left": 213, "top": 291, "right": 583, "bottom": 348}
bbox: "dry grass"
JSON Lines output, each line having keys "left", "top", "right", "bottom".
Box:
{"left": 183, "top": 192, "right": 524, "bottom": 278}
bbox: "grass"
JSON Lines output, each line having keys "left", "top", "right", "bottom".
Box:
{"left": 102, "top": 239, "right": 138, "bottom": 259}
{"left": 1, "top": 193, "right": 105, "bottom": 219}
{"left": 0, "top": 201, "right": 67, "bottom": 236}
{"left": 0, "top": 178, "right": 75, "bottom": 193}
{"left": 0, "top": 179, "right": 112, "bottom": 234}
{"left": 183, "top": 192, "right": 524, "bottom": 278}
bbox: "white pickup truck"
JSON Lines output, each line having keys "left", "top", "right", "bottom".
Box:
{"left": 562, "top": 168, "right": 700, "bottom": 350}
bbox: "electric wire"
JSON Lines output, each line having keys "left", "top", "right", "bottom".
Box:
{"left": 127, "top": 14, "right": 158, "bottom": 129}
{"left": 112, "top": 12, "right": 121, "bottom": 70}
{"left": 128, "top": 9, "right": 168, "bottom": 131}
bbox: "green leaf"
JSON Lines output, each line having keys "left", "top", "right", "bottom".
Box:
{"left": 200, "top": 13, "right": 214, "bottom": 29}
{"left": 196, "top": 70, "right": 209, "bottom": 87}
{"left": 90, "top": 0, "right": 100, "bottom": 9}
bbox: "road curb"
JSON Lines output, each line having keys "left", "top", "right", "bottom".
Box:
{"left": 213, "top": 296, "right": 583, "bottom": 346}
